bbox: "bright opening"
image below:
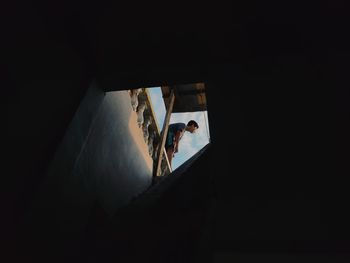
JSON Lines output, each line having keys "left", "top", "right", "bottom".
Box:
{"left": 147, "top": 86, "right": 210, "bottom": 171}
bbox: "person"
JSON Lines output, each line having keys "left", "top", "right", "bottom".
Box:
{"left": 164, "top": 120, "right": 199, "bottom": 168}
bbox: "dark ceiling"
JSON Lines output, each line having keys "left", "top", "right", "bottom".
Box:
{"left": 2, "top": 0, "right": 348, "bottom": 261}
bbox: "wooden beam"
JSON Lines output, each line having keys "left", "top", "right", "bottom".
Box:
{"left": 154, "top": 88, "right": 175, "bottom": 178}
{"left": 163, "top": 147, "right": 172, "bottom": 174}
{"left": 144, "top": 88, "right": 160, "bottom": 135}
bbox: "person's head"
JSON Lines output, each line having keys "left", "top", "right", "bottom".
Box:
{"left": 186, "top": 120, "right": 199, "bottom": 133}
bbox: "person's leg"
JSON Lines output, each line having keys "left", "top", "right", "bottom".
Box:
{"left": 166, "top": 147, "right": 174, "bottom": 168}
{"left": 165, "top": 131, "right": 174, "bottom": 168}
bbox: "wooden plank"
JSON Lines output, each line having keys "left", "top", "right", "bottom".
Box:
{"left": 154, "top": 88, "right": 175, "bottom": 177}
{"left": 144, "top": 88, "right": 160, "bottom": 135}
{"left": 163, "top": 147, "right": 172, "bottom": 174}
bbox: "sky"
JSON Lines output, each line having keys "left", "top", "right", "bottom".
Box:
{"left": 147, "top": 87, "right": 210, "bottom": 170}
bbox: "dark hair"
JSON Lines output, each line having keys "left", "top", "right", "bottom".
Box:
{"left": 187, "top": 120, "right": 199, "bottom": 129}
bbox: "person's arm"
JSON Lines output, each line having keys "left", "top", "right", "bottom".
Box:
{"left": 173, "top": 130, "right": 182, "bottom": 153}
